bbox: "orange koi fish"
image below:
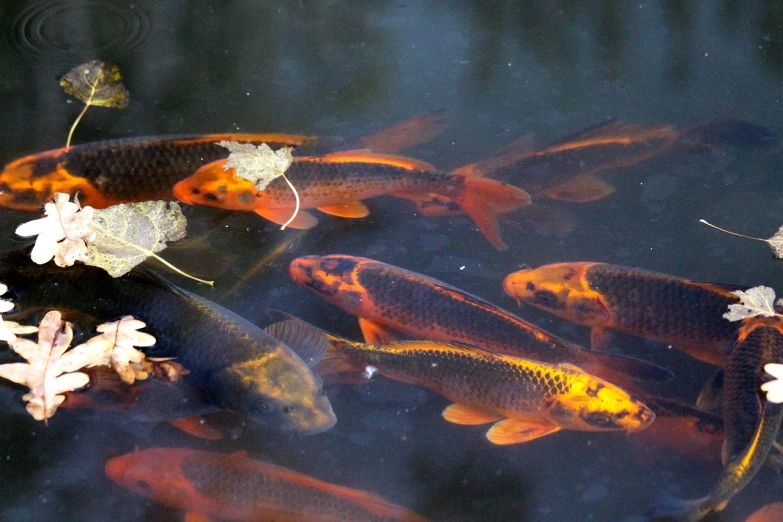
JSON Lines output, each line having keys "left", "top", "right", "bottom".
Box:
{"left": 289, "top": 255, "right": 673, "bottom": 384}
{"left": 106, "top": 448, "right": 428, "bottom": 522}
{"left": 322, "top": 334, "right": 654, "bottom": 445}
{"left": 0, "top": 110, "right": 448, "bottom": 210}
{"left": 502, "top": 262, "right": 742, "bottom": 365}
{"left": 174, "top": 152, "right": 530, "bottom": 249}
{"left": 652, "top": 316, "right": 783, "bottom": 521}
{"left": 745, "top": 503, "right": 783, "bottom": 522}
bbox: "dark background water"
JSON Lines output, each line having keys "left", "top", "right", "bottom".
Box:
{"left": 0, "top": 1, "right": 782, "bottom": 521}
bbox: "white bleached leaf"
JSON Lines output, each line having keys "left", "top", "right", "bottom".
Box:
{"left": 761, "top": 363, "right": 783, "bottom": 403}
{"left": 0, "top": 283, "right": 13, "bottom": 314}
{"left": 724, "top": 286, "right": 779, "bottom": 322}
{"left": 15, "top": 193, "right": 95, "bottom": 267}
{"left": 217, "top": 141, "right": 294, "bottom": 191}
{"left": 90, "top": 316, "right": 156, "bottom": 384}
{"left": 0, "top": 311, "right": 97, "bottom": 421}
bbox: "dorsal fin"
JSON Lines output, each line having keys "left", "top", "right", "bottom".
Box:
{"left": 315, "top": 150, "right": 436, "bottom": 171}
{"left": 259, "top": 310, "right": 329, "bottom": 367}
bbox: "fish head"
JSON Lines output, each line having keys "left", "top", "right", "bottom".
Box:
{"left": 209, "top": 348, "right": 336, "bottom": 435}
{"left": 289, "top": 255, "right": 369, "bottom": 315}
{"left": 105, "top": 449, "right": 193, "bottom": 506}
{"left": 547, "top": 373, "right": 655, "bottom": 432}
{"left": 0, "top": 149, "right": 107, "bottom": 210}
{"left": 173, "top": 160, "right": 264, "bottom": 210}
{"left": 502, "top": 263, "right": 610, "bottom": 326}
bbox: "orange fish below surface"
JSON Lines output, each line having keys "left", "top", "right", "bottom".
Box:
{"left": 174, "top": 151, "right": 530, "bottom": 250}
{"left": 745, "top": 503, "right": 783, "bottom": 522}
{"left": 106, "top": 448, "right": 428, "bottom": 522}
{"left": 321, "top": 334, "right": 654, "bottom": 445}
{"left": 0, "top": 110, "right": 449, "bottom": 210}
{"left": 289, "top": 255, "right": 673, "bottom": 384}
{"left": 412, "top": 118, "right": 780, "bottom": 216}
{"left": 503, "top": 262, "right": 742, "bottom": 366}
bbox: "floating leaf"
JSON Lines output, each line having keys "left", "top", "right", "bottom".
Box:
{"left": 60, "top": 60, "right": 130, "bottom": 150}
{"left": 92, "top": 316, "right": 156, "bottom": 384}
{"left": 86, "top": 200, "right": 212, "bottom": 285}
{"left": 15, "top": 193, "right": 95, "bottom": 266}
{"left": 217, "top": 141, "right": 300, "bottom": 229}
{"left": 0, "top": 311, "right": 104, "bottom": 422}
{"left": 762, "top": 363, "right": 783, "bottom": 403}
{"left": 700, "top": 219, "right": 783, "bottom": 259}
{"left": 723, "top": 286, "right": 779, "bottom": 321}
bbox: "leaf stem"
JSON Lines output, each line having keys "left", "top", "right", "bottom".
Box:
{"left": 699, "top": 219, "right": 769, "bottom": 243}
{"left": 279, "top": 173, "right": 300, "bottom": 230}
{"left": 66, "top": 80, "right": 97, "bottom": 151}
{"left": 148, "top": 253, "right": 214, "bottom": 286}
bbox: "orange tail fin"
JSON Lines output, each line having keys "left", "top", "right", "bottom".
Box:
{"left": 454, "top": 176, "right": 531, "bottom": 250}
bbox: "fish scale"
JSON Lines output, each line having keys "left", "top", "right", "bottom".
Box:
{"left": 585, "top": 264, "right": 739, "bottom": 348}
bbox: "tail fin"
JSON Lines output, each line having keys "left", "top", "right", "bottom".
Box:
{"left": 359, "top": 109, "right": 450, "bottom": 153}
{"left": 583, "top": 350, "right": 674, "bottom": 384}
{"left": 649, "top": 491, "right": 711, "bottom": 521}
{"left": 454, "top": 176, "right": 531, "bottom": 250}
{"left": 675, "top": 118, "right": 781, "bottom": 151}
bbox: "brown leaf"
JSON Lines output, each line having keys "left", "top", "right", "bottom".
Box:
{"left": 60, "top": 60, "right": 129, "bottom": 109}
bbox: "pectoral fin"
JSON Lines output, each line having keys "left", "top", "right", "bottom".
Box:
{"left": 486, "top": 419, "right": 560, "bottom": 445}
{"left": 317, "top": 201, "right": 370, "bottom": 218}
{"left": 169, "top": 416, "right": 224, "bottom": 441}
{"left": 254, "top": 207, "right": 318, "bottom": 229}
{"left": 442, "top": 404, "right": 502, "bottom": 425}
{"left": 546, "top": 176, "right": 615, "bottom": 203}
{"left": 358, "top": 318, "right": 398, "bottom": 345}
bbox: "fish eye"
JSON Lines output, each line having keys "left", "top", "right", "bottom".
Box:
{"left": 237, "top": 191, "right": 254, "bottom": 204}
{"left": 204, "top": 193, "right": 219, "bottom": 201}
{"left": 584, "top": 412, "right": 616, "bottom": 428}
{"left": 534, "top": 290, "right": 558, "bottom": 306}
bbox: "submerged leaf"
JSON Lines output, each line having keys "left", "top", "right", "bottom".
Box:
{"left": 60, "top": 60, "right": 130, "bottom": 149}
{"left": 86, "top": 200, "right": 186, "bottom": 277}
{"left": 724, "top": 286, "right": 779, "bottom": 321}
{"left": 15, "top": 193, "right": 96, "bottom": 267}
{"left": 218, "top": 141, "right": 293, "bottom": 191}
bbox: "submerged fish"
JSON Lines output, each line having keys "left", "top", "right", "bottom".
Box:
{"left": 322, "top": 334, "right": 654, "bottom": 445}
{"left": 288, "top": 255, "right": 673, "bottom": 384}
{"left": 174, "top": 151, "right": 530, "bottom": 249}
{"left": 0, "top": 110, "right": 449, "bottom": 211}
{"left": 412, "top": 118, "right": 780, "bottom": 216}
{"left": 652, "top": 316, "right": 783, "bottom": 521}
{"left": 502, "top": 262, "right": 741, "bottom": 365}
{"left": 1, "top": 254, "right": 335, "bottom": 434}
{"left": 106, "top": 448, "right": 428, "bottom": 522}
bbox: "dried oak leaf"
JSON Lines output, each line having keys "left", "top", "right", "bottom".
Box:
{"left": 0, "top": 311, "right": 105, "bottom": 421}
{"left": 92, "top": 316, "right": 156, "bottom": 384}
{"left": 768, "top": 225, "right": 783, "bottom": 259}
{"left": 86, "top": 200, "right": 187, "bottom": 277}
{"left": 217, "top": 141, "right": 293, "bottom": 191}
{"left": 60, "top": 60, "right": 130, "bottom": 109}
{"left": 15, "top": 193, "right": 96, "bottom": 267}
{"left": 724, "top": 286, "right": 780, "bottom": 321}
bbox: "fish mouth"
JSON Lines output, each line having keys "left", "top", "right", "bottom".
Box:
{"left": 172, "top": 180, "right": 194, "bottom": 204}
{"left": 289, "top": 256, "right": 319, "bottom": 285}
{"left": 295, "top": 412, "right": 337, "bottom": 435}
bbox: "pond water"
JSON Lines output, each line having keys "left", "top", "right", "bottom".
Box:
{"left": 0, "top": 1, "right": 782, "bottom": 521}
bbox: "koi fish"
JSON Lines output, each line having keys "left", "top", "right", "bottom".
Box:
{"left": 0, "top": 252, "right": 335, "bottom": 434}
{"left": 502, "top": 262, "right": 741, "bottom": 365}
{"left": 174, "top": 152, "right": 530, "bottom": 250}
{"left": 0, "top": 110, "right": 449, "bottom": 211}
{"left": 412, "top": 118, "right": 780, "bottom": 215}
{"left": 745, "top": 503, "right": 783, "bottom": 522}
{"left": 321, "top": 334, "right": 654, "bottom": 445}
{"left": 652, "top": 316, "right": 783, "bottom": 521}
{"left": 105, "top": 448, "right": 428, "bottom": 522}
{"left": 288, "top": 255, "right": 673, "bottom": 384}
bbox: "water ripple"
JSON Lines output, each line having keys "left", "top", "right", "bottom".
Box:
{"left": 2, "top": 0, "right": 158, "bottom": 67}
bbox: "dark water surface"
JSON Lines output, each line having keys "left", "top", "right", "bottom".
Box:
{"left": 0, "top": 2, "right": 782, "bottom": 521}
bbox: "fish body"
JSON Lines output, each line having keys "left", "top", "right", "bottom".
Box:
{"left": 289, "top": 255, "right": 673, "bottom": 384}
{"left": 0, "top": 110, "right": 449, "bottom": 211}
{"left": 503, "top": 262, "right": 740, "bottom": 365}
{"left": 1, "top": 255, "right": 335, "bottom": 434}
{"left": 652, "top": 316, "right": 783, "bottom": 521}
{"left": 174, "top": 152, "right": 530, "bottom": 249}
{"left": 326, "top": 336, "right": 654, "bottom": 444}
{"left": 106, "top": 448, "right": 428, "bottom": 522}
